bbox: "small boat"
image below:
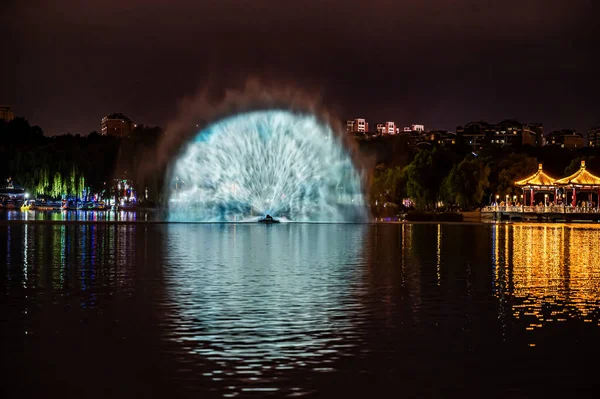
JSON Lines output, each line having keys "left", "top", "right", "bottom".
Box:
{"left": 20, "top": 200, "right": 31, "bottom": 211}
{"left": 36, "top": 201, "right": 63, "bottom": 210}
{"left": 35, "top": 205, "right": 56, "bottom": 211}
{"left": 258, "top": 214, "right": 280, "bottom": 224}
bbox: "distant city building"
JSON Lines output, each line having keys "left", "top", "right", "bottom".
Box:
{"left": 0, "top": 105, "right": 15, "bottom": 121}
{"left": 385, "top": 121, "right": 396, "bottom": 135}
{"left": 400, "top": 128, "right": 428, "bottom": 148}
{"left": 456, "top": 121, "right": 488, "bottom": 149}
{"left": 546, "top": 129, "right": 584, "bottom": 149}
{"left": 376, "top": 121, "right": 396, "bottom": 135}
{"left": 589, "top": 127, "right": 600, "bottom": 147}
{"left": 346, "top": 118, "right": 368, "bottom": 133}
{"left": 346, "top": 120, "right": 355, "bottom": 133}
{"left": 404, "top": 124, "right": 425, "bottom": 132}
{"left": 527, "top": 123, "right": 544, "bottom": 146}
{"left": 490, "top": 119, "right": 537, "bottom": 147}
{"left": 456, "top": 120, "right": 541, "bottom": 149}
{"left": 428, "top": 130, "right": 457, "bottom": 146}
{"left": 101, "top": 113, "right": 136, "bottom": 138}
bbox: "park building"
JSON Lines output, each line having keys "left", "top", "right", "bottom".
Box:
{"left": 546, "top": 129, "right": 584, "bottom": 149}
{"left": 483, "top": 161, "right": 600, "bottom": 221}
{"left": 0, "top": 105, "right": 15, "bottom": 121}
{"left": 101, "top": 113, "right": 136, "bottom": 138}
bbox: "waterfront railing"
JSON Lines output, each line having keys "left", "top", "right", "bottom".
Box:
{"left": 482, "top": 205, "right": 600, "bottom": 214}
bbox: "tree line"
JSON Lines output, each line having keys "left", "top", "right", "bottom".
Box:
{"left": 0, "top": 117, "right": 165, "bottom": 205}
{"left": 3, "top": 117, "right": 599, "bottom": 212}
{"left": 367, "top": 136, "right": 600, "bottom": 215}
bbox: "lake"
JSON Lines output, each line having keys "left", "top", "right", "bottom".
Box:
{"left": 1, "top": 221, "right": 600, "bottom": 397}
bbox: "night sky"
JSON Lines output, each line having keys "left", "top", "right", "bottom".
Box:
{"left": 3, "top": 0, "right": 599, "bottom": 135}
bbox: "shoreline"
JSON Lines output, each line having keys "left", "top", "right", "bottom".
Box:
{"left": 0, "top": 219, "right": 598, "bottom": 226}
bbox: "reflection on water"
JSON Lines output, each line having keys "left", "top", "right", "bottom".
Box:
{"left": 1, "top": 222, "right": 600, "bottom": 398}
{"left": 0, "top": 209, "right": 160, "bottom": 222}
{"left": 162, "top": 224, "right": 368, "bottom": 396}
{"left": 493, "top": 224, "right": 600, "bottom": 345}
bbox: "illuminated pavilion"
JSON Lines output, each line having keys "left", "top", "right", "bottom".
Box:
{"left": 514, "top": 164, "right": 557, "bottom": 205}
{"left": 553, "top": 160, "right": 600, "bottom": 208}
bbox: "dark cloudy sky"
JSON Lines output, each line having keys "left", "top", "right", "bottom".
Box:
{"left": 3, "top": 0, "right": 599, "bottom": 135}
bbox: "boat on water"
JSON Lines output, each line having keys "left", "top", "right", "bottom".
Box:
{"left": 258, "top": 214, "right": 280, "bottom": 224}
{"left": 64, "top": 200, "right": 108, "bottom": 211}
{"left": 20, "top": 200, "right": 32, "bottom": 211}
{"left": 32, "top": 200, "right": 64, "bottom": 210}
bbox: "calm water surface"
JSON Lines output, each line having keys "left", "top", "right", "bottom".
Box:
{"left": 1, "top": 221, "right": 600, "bottom": 398}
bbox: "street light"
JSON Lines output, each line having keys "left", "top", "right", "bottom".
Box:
{"left": 544, "top": 193, "right": 548, "bottom": 206}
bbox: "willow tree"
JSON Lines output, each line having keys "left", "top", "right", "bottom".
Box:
{"left": 69, "top": 168, "right": 77, "bottom": 196}
{"left": 78, "top": 175, "right": 86, "bottom": 199}
{"left": 61, "top": 179, "right": 68, "bottom": 197}
{"left": 35, "top": 167, "right": 50, "bottom": 196}
{"left": 51, "top": 172, "right": 63, "bottom": 198}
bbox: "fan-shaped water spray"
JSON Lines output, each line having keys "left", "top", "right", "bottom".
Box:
{"left": 167, "top": 110, "right": 367, "bottom": 222}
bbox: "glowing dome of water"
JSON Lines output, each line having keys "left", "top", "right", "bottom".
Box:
{"left": 167, "top": 110, "right": 367, "bottom": 222}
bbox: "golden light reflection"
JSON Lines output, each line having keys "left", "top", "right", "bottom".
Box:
{"left": 495, "top": 223, "right": 600, "bottom": 335}
{"left": 436, "top": 224, "right": 441, "bottom": 286}
{"left": 23, "top": 225, "right": 28, "bottom": 289}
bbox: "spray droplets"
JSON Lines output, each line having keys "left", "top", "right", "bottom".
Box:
{"left": 167, "top": 110, "right": 366, "bottom": 222}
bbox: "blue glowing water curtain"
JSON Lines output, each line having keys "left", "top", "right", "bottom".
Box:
{"left": 167, "top": 110, "right": 367, "bottom": 222}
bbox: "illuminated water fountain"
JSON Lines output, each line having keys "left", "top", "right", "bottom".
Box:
{"left": 167, "top": 110, "right": 367, "bottom": 222}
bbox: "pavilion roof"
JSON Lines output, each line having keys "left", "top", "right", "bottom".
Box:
{"left": 554, "top": 160, "right": 600, "bottom": 187}
{"left": 515, "top": 164, "right": 557, "bottom": 187}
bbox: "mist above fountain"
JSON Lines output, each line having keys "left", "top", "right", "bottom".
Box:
{"left": 167, "top": 110, "right": 367, "bottom": 222}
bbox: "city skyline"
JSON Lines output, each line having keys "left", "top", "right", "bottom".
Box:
{"left": 2, "top": 106, "right": 599, "bottom": 140}
{"left": 3, "top": 0, "right": 599, "bottom": 136}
